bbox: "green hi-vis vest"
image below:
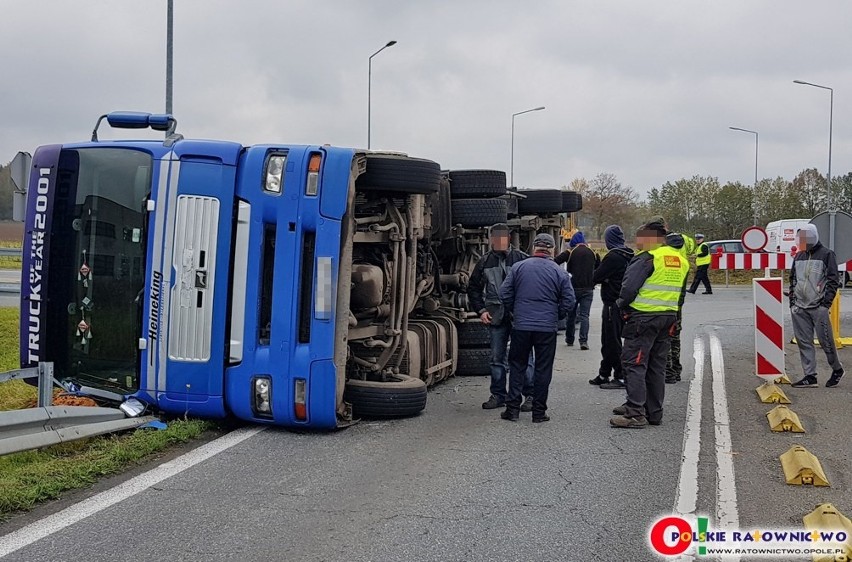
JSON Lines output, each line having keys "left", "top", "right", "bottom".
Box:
{"left": 632, "top": 246, "right": 690, "bottom": 313}
{"left": 695, "top": 243, "right": 712, "bottom": 266}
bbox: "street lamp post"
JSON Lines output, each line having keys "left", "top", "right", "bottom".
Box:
{"left": 793, "top": 80, "right": 834, "bottom": 210}
{"left": 729, "top": 126, "right": 759, "bottom": 225}
{"left": 166, "top": 0, "right": 173, "bottom": 115}
{"left": 367, "top": 40, "right": 397, "bottom": 149}
{"left": 510, "top": 106, "right": 545, "bottom": 188}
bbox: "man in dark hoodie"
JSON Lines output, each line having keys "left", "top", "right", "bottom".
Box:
{"left": 469, "top": 223, "right": 535, "bottom": 410}
{"left": 555, "top": 231, "right": 600, "bottom": 349}
{"left": 789, "top": 224, "right": 845, "bottom": 388}
{"left": 499, "top": 233, "right": 575, "bottom": 423}
{"left": 588, "top": 225, "right": 635, "bottom": 389}
{"left": 610, "top": 222, "right": 689, "bottom": 429}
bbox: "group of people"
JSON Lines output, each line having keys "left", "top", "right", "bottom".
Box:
{"left": 467, "top": 217, "right": 845, "bottom": 428}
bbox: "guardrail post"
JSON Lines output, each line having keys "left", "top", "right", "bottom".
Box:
{"left": 37, "top": 362, "right": 54, "bottom": 407}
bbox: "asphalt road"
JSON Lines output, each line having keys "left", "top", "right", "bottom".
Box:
{"left": 1, "top": 287, "right": 851, "bottom": 561}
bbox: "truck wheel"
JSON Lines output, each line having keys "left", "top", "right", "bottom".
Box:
{"left": 344, "top": 374, "right": 427, "bottom": 418}
{"left": 356, "top": 154, "right": 441, "bottom": 194}
{"left": 561, "top": 191, "right": 583, "bottom": 213}
{"left": 451, "top": 198, "right": 508, "bottom": 227}
{"left": 430, "top": 177, "right": 452, "bottom": 240}
{"left": 517, "top": 189, "right": 564, "bottom": 215}
{"left": 456, "top": 322, "right": 491, "bottom": 347}
{"left": 448, "top": 170, "right": 507, "bottom": 198}
{"left": 455, "top": 347, "right": 492, "bottom": 376}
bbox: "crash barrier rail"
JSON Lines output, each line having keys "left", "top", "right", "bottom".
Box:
{"left": 711, "top": 251, "right": 852, "bottom": 271}
{"left": 0, "top": 363, "right": 154, "bottom": 456}
{"left": 0, "top": 248, "right": 22, "bottom": 257}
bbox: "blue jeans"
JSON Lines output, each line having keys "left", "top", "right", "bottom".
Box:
{"left": 566, "top": 288, "right": 594, "bottom": 344}
{"left": 489, "top": 323, "right": 534, "bottom": 401}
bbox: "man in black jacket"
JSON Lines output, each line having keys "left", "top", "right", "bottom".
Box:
{"left": 588, "top": 225, "right": 634, "bottom": 389}
{"left": 789, "top": 224, "right": 844, "bottom": 388}
{"left": 468, "top": 223, "right": 534, "bottom": 410}
{"left": 555, "top": 231, "right": 600, "bottom": 349}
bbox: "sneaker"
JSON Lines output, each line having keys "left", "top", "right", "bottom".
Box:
{"left": 702, "top": 291, "right": 713, "bottom": 295}
{"left": 589, "top": 375, "right": 609, "bottom": 386}
{"left": 686, "top": 290, "right": 696, "bottom": 294}
{"left": 791, "top": 374, "right": 818, "bottom": 388}
{"left": 532, "top": 415, "right": 550, "bottom": 424}
{"left": 610, "top": 415, "right": 648, "bottom": 429}
{"left": 580, "top": 343, "right": 590, "bottom": 351}
{"left": 665, "top": 376, "right": 678, "bottom": 384}
{"left": 612, "top": 404, "right": 627, "bottom": 415}
{"left": 648, "top": 419, "right": 662, "bottom": 426}
{"left": 565, "top": 341, "right": 574, "bottom": 347}
{"left": 500, "top": 410, "right": 519, "bottom": 422}
{"left": 600, "top": 379, "right": 626, "bottom": 389}
{"left": 482, "top": 396, "right": 505, "bottom": 409}
{"left": 520, "top": 396, "right": 534, "bottom": 412}
{"left": 826, "top": 369, "right": 844, "bottom": 388}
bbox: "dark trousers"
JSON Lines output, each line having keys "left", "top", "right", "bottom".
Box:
{"left": 488, "top": 323, "right": 533, "bottom": 401}
{"left": 665, "top": 311, "right": 683, "bottom": 380}
{"left": 566, "top": 288, "right": 594, "bottom": 344}
{"left": 689, "top": 265, "right": 712, "bottom": 293}
{"left": 599, "top": 302, "right": 624, "bottom": 380}
{"left": 506, "top": 330, "right": 557, "bottom": 417}
{"left": 621, "top": 315, "right": 676, "bottom": 423}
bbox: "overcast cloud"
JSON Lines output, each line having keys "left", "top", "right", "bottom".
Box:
{"left": 2, "top": 1, "right": 851, "bottom": 194}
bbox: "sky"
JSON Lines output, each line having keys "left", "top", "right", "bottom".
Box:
{"left": 2, "top": 0, "right": 852, "bottom": 196}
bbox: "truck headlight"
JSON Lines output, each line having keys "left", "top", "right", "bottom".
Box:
{"left": 263, "top": 153, "right": 287, "bottom": 194}
{"left": 252, "top": 376, "right": 272, "bottom": 417}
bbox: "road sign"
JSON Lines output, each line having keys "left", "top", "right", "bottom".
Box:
{"left": 811, "top": 210, "right": 852, "bottom": 262}
{"left": 741, "top": 225, "right": 768, "bottom": 252}
{"left": 10, "top": 151, "right": 32, "bottom": 222}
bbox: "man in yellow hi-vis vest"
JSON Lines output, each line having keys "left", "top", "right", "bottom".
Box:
{"left": 687, "top": 233, "right": 713, "bottom": 294}
{"left": 610, "top": 221, "right": 690, "bottom": 429}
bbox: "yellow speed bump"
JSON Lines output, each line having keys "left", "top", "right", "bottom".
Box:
{"left": 766, "top": 405, "right": 805, "bottom": 433}
{"left": 756, "top": 382, "right": 791, "bottom": 404}
{"left": 780, "top": 445, "right": 830, "bottom": 487}
{"left": 803, "top": 503, "right": 852, "bottom": 562}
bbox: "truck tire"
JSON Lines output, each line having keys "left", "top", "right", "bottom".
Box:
{"left": 356, "top": 154, "right": 441, "bottom": 194}
{"left": 456, "top": 321, "right": 491, "bottom": 348}
{"left": 561, "top": 191, "right": 583, "bottom": 213}
{"left": 344, "top": 374, "right": 427, "bottom": 418}
{"left": 455, "top": 347, "right": 492, "bottom": 376}
{"left": 430, "top": 177, "right": 452, "bottom": 240}
{"left": 517, "top": 189, "right": 564, "bottom": 215}
{"left": 448, "top": 170, "right": 507, "bottom": 198}
{"left": 451, "top": 198, "right": 508, "bottom": 227}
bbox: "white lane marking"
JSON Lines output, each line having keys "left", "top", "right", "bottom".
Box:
{"left": 709, "top": 332, "right": 740, "bottom": 534}
{"left": 0, "top": 427, "right": 265, "bottom": 559}
{"left": 674, "top": 335, "right": 704, "bottom": 517}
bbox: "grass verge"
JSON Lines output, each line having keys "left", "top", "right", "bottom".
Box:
{"left": 0, "top": 307, "right": 218, "bottom": 520}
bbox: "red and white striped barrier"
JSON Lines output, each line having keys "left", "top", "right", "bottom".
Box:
{"left": 753, "top": 277, "right": 786, "bottom": 381}
{"left": 711, "top": 252, "right": 852, "bottom": 272}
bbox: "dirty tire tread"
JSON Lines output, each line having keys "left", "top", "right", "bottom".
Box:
{"left": 357, "top": 154, "right": 441, "bottom": 194}
{"left": 561, "top": 191, "right": 583, "bottom": 213}
{"left": 456, "top": 347, "right": 492, "bottom": 376}
{"left": 344, "top": 375, "right": 427, "bottom": 418}
{"left": 451, "top": 198, "right": 508, "bottom": 227}
{"left": 456, "top": 322, "right": 491, "bottom": 348}
{"left": 518, "top": 189, "right": 564, "bottom": 214}
{"left": 448, "top": 170, "right": 508, "bottom": 198}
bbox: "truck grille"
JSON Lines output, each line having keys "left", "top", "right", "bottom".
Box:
{"left": 168, "top": 195, "right": 219, "bottom": 361}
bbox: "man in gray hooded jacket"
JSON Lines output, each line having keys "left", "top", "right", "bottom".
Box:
{"left": 789, "top": 224, "right": 844, "bottom": 388}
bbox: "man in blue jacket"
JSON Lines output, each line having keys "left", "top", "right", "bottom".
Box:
{"left": 499, "top": 233, "right": 575, "bottom": 423}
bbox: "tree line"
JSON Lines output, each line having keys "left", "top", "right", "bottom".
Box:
{"left": 569, "top": 169, "right": 852, "bottom": 241}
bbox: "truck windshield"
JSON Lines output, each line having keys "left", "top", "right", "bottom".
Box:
{"left": 46, "top": 148, "right": 152, "bottom": 392}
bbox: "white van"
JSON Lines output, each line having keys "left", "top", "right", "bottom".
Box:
{"left": 765, "top": 219, "right": 811, "bottom": 253}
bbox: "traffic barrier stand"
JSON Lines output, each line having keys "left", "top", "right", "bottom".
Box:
{"left": 756, "top": 382, "right": 791, "bottom": 404}
{"left": 803, "top": 503, "right": 852, "bottom": 561}
{"left": 774, "top": 374, "right": 791, "bottom": 385}
{"left": 766, "top": 405, "right": 805, "bottom": 433}
{"left": 754, "top": 277, "right": 787, "bottom": 381}
{"left": 780, "top": 445, "right": 830, "bottom": 487}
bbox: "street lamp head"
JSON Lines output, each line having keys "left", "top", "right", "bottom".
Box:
{"left": 386, "top": 40, "right": 397, "bottom": 47}
{"left": 793, "top": 80, "right": 807, "bottom": 85}
{"left": 533, "top": 106, "right": 545, "bottom": 111}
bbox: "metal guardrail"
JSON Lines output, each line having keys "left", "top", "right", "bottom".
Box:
{"left": 0, "top": 248, "right": 22, "bottom": 257}
{"left": 0, "top": 362, "right": 155, "bottom": 456}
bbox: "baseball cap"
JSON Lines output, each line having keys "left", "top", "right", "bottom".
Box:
{"left": 533, "top": 233, "right": 556, "bottom": 248}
